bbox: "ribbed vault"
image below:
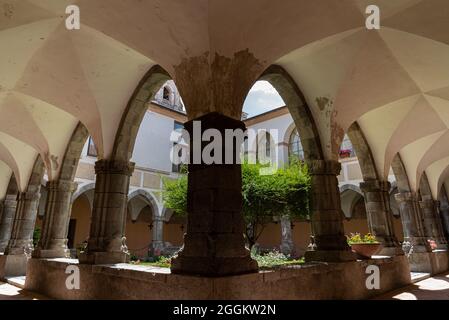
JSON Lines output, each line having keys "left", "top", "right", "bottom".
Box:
{"left": 0, "top": 0, "right": 448, "bottom": 200}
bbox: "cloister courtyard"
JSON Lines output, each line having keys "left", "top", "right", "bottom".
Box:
{"left": 0, "top": 0, "right": 449, "bottom": 304}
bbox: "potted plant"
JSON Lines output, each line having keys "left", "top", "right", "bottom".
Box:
{"left": 339, "top": 149, "right": 352, "bottom": 159}
{"left": 347, "top": 233, "right": 382, "bottom": 259}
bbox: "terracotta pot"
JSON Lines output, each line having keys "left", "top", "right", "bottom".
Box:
{"left": 350, "top": 243, "right": 382, "bottom": 259}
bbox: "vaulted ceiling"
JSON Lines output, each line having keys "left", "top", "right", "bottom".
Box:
{"left": 0, "top": 0, "right": 448, "bottom": 199}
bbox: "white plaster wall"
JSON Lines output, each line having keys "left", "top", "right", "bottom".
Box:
{"left": 131, "top": 111, "right": 175, "bottom": 173}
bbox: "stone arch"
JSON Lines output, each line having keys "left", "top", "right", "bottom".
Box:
{"left": 0, "top": 174, "right": 19, "bottom": 251}
{"left": 128, "top": 189, "right": 161, "bottom": 219}
{"left": 72, "top": 183, "right": 95, "bottom": 205}
{"left": 340, "top": 186, "right": 365, "bottom": 219}
{"left": 346, "top": 122, "right": 379, "bottom": 181}
{"left": 259, "top": 65, "right": 323, "bottom": 162}
{"left": 419, "top": 173, "right": 434, "bottom": 201}
{"left": 391, "top": 154, "right": 412, "bottom": 193}
{"left": 58, "top": 123, "right": 89, "bottom": 182}
{"left": 27, "top": 156, "right": 45, "bottom": 195}
{"left": 339, "top": 184, "right": 363, "bottom": 195}
{"left": 111, "top": 65, "right": 171, "bottom": 163}
{"left": 5, "top": 174, "right": 19, "bottom": 198}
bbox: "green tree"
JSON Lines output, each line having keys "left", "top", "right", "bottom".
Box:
{"left": 162, "top": 160, "right": 311, "bottom": 249}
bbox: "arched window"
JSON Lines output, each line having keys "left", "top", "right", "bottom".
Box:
{"left": 163, "top": 87, "right": 171, "bottom": 101}
{"left": 256, "top": 131, "right": 272, "bottom": 162}
{"left": 288, "top": 130, "right": 304, "bottom": 161}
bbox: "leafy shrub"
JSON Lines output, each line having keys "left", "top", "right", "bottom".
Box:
{"left": 251, "top": 250, "right": 304, "bottom": 269}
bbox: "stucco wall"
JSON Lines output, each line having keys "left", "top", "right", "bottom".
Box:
{"left": 70, "top": 195, "right": 92, "bottom": 249}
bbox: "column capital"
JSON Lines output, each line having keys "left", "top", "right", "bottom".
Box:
{"left": 21, "top": 189, "right": 40, "bottom": 201}
{"left": 46, "top": 180, "right": 78, "bottom": 193}
{"left": 95, "top": 159, "right": 135, "bottom": 176}
{"left": 419, "top": 198, "right": 436, "bottom": 209}
{"left": 4, "top": 194, "right": 17, "bottom": 204}
{"left": 184, "top": 112, "right": 246, "bottom": 133}
{"left": 306, "top": 159, "right": 341, "bottom": 176}
{"left": 360, "top": 179, "right": 391, "bottom": 193}
{"left": 394, "top": 192, "right": 414, "bottom": 203}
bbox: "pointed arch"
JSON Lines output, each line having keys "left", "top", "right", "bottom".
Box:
{"left": 346, "top": 122, "right": 379, "bottom": 181}
{"left": 112, "top": 65, "right": 171, "bottom": 163}
{"left": 58, "top": 123, "right": 90, "bottom": 182}
{"left": 391, "top": 153, "right": 412, "bottom": 193}
{"left": 259, "top": 65, "right": 323, "bottom": 162}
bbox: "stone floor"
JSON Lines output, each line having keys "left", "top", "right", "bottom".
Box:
{"left": 375, "top": 272, "right": 449, "bottom": 300}
{"left": 0, "top": 281, "right": 48, "bottom": 300}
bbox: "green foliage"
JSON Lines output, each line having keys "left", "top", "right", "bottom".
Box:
{"left": 242, "top": 161, "right": 310, "bottom": 247}
{"left": 33, "top": 227, "right": 41, "bottom": 247}
{"left": 162, "top": 160, "right": 311, "bottom": 249}
{"left": 251, "top": 250, "right": 304, "bottom": 269}
{"left": 162, "top": 171, "right": 188, "bottom": 217}
{"left": 137, "top": 256, "right": 172, "bottom": 268}
{"left": 347, "top": 233, "right": 379, "bottom": 245}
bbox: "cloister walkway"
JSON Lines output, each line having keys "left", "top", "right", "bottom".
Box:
{"left": 0, "top": 281, "right": 47, "bottom": 300}
{"left": 376, "top": 272, "right": 449, "bottom": 300}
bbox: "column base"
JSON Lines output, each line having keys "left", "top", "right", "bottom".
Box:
{"left": 0, "top": 254, "right": 28, "bottom": 279}
{"left": 149, "top": 241, "right": 165, "bottom": 256}
{"left": 305, "top": 250, "right": 357, "bottom": 263}
{"left": 32, "top": 248, "right": 70, "bottom": 259}
{"left": 171, "top": 255, "right": 259, "bottom": 277}
{"left": 78, "top": 251, "right": 130, "bottom": 265}
{"left": 280, "top": 242, "right": 295, "bottom": 257}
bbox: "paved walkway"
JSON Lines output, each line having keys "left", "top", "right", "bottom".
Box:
{"left": 0, "top": 281, "right": 48, "bottom": 300}
{"left": 376, "top": 272, "right": 449, "bottom": 300}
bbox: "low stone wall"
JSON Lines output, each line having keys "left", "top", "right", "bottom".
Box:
{"left": 408, "top": 250, "right": 449, "bottom": 275}
{"left": 25, "top": 256, "right": 412, "bottom": 300}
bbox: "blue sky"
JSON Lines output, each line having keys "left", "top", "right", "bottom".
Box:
{"left": 243, "top": 81, "right": 285, "bottom": 117}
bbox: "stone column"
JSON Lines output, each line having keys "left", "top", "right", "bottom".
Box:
{"left": 279, "top": 216, "right": 295, "bottom": 256}
{"left": 5, "top": 188, "right": 41, "bottom": 256}
{"left": 395, "top": 192, "right": 430, "bottom": 253}
{"left": 305, "top": 160, "right": 356, "bottom": 262}
{"left": 79, "top": 160, "right": 134, "bottom": 265}
{"left": 420, "top": 199, "right": 448, "bottom": 250}
{"left": 0, "top": 187, "right": 41, "bottom": 278}
{"left": 439, "top": 201, "right": 449, "bottom": 238}
{"left": 150, "top": 216, "right": 165, "bottom": 256}
{"left": 0, "top": 194, "right": 18, "bottom": 252}
{"left": 171, "top": 112, "right": 258, "bottom": 276}
{"left": 360, "top": 180, "right": 403, "bottom": 256}
{"left": 33, "top": 180, "right": 77, "bottom": 259}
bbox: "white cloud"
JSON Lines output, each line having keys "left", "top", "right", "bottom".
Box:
{"left": 243, "top": 81, "right": 285, "bottom": 117}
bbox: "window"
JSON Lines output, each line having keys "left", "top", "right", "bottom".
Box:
{"left": 163, "top": 87, "right": 171, "bottom": 101}
{"left": 256, "top": 132, "right": 272, "bottom": 163}
{"left": 265, "top": 132, "right": 271, "bottom": 158}
{"left": 87, "top": 136, "right": 98, "bottom": 157}
{"left": 174, "top": 121, "right": 183, "bottom": 132}
{"left": 289, "top": 130, "right": 304, "bottom": 161}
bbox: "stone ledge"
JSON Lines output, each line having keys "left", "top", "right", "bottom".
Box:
{"left": 408, "top": 250, "right": 449, "bottom": 275}
{"left": 24, "top": 256, "right": 412, "bottom": 300}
